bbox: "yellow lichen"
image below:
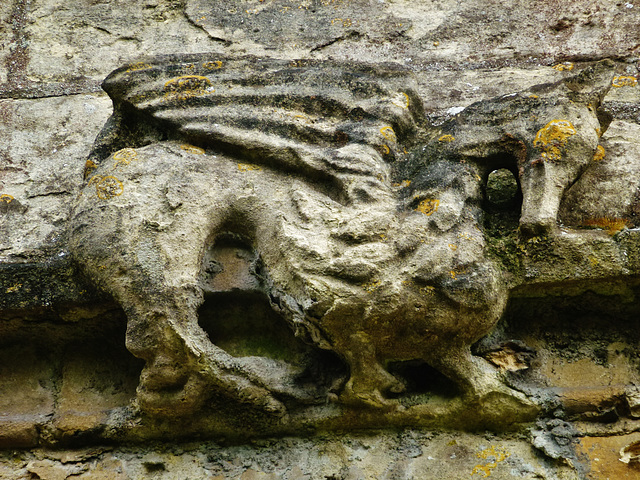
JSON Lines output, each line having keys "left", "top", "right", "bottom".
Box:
{"left": 96, "top": 176, "right": 124, "bottom": 199}
{"left": 380, "top": 126, "right": 397, "bottom": 143}
{"left": 84, "top": 159, "right": 97, "bottom": 178}
{"left": 533, "top": 119, "right": 576, "bottom": 161}
{"left": 379, "top": 144, "right": 391, "bottom": 155}
{"left": 331, "top": 18, "right": 353, "bottom": 27}
{"left": 203, "top": 60, "right": 223, "bottom": 70}
{"left": 293, "top": 113, "right": 312, "bottom": 123}
{"left": 0, "top": 194, "right": 14, "bottom": 203}
{"left": 113, "top": 148, "right": 138, "bottom": 168}
{"left": 362, "top": 280, "right": 381, "bottom": 293}
{"left": 392, "top": 180, "right": 411, "bottom": 188}
{"left": 88, "top": 175, "right": 101, "bottom": 186}
{"left": 449, "top": 267, "right": 467, "bottom": 280}
{"left": 593, "top": 145, "right": 605, "bottom": 161}
{"left": 612, "top": 75, "right": 638, "bottom": 88}
{"left": 391, "top": 92, "right": 410, "bottom": 109}
{"left": 126, "top": 62, "right": 151, "bottom": 72}
{"left": 472, "top": 445, "right": 510, "bottom": 477}
{"left": 238, "top": 163, "right": 262, "bottom": 172}
{"left": 448, "top": 243, "right": 458, "bottom": 251}
{"left": 528, "top": 94, "right": 539, "bottom": 99}
{"left": 6, "top": 283, "right": 21, "bottom": 293}
{"left": 552, "top": 62, "right": 574, "bottom": 71}
{"left": 438, "top": 134, "right": 455, "bottom": 143}
{"left": 421, "top": 285, "right": 435, "bottom": 295}
{"left": 534, "top": 120, "right": 576, "bottom": 147}
{"left": 180, "top": 144, "right": 205, "bottom": 155}
{"left": 90, "top": 175, "right": 124, "bottom": 200}
{"left": 415, "top": 198, "right": 439, "bottom": 216}
{"left": 164, "top": 75, "right": 212, "bottom": 100}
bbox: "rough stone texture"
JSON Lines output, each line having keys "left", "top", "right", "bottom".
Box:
{"left": 560, "top": 120, "right": 640, "bottom": 228}
{"left": 2, "top": 0, "right": 640, "bottom": 478}
{"left": 0, "top": 95, "right": 111, "bottom": 258}
{"left": 0, "top": 432, "right": 582, "bottom": 480}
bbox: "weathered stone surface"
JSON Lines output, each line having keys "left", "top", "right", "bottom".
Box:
{"left": 0, "top": 432, "right": 582, "bottom": 480}
{"left": 2, "top": 0, "right": 640, "bottom": 477}
{"left": 185, "top": 0, "right": 640, "bottom": 66}
{"left": 0, "top": 304, "right": 143, "bottom": 448}
{"left": 2, "top": 1, "right": 638, "bottom": 264}
{"left": 0, "top": 95, "right": 111, "bottom": 260}
{"left": 560, "top": 120, "right": 640, "bottom": 229}
{"left": 576, "top": 433, "right": 640, "bottom": 480}
{"left": 1, "top": 0, "right": 215, "bottom": 91}
{"left": 0, "top": 343, "right": 55, "bottom": 448}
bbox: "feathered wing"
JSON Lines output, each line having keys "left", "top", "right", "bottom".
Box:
{"left": 94, "top": 54, "right": 424, "bottom": 191}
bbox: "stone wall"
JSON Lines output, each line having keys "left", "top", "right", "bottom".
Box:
{"left": 1, "top": 1, "right": 640, "bottom": 478}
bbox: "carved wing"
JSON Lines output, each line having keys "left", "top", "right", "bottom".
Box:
{"left": 94, "top": 54, "right": 424, "bottom": 187}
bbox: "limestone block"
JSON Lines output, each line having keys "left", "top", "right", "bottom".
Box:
{"left": 186, "top": 0, "right": 640, "bottom": 65}
{"left": 54, "top": 341, "right": 140, "bottom": 440}
{"left": 0, "top": 94, "right": 111, "bottom": 260}
{"left": 0, "top": 344, "right": 54, "bottom": 448}
{"left": 0, "top": 344, "right": 54, "bottom": 415}
{"left": 22, "top": 0, "right": 216, "bottom": 84}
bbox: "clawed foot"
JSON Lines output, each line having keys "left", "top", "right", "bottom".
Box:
{"left": 339, "top": 385, "right": 397, "bottom": 410}
{"left": 134, "top": 357, "right": 286, "bottom": 417}
{"left": 460, "top": 375, "right": 539, "bottom": 421}
{"left": 338, "top": 376, "right": 405, "bottom": 410}
{"left": 136, "top": 372, "right": 208, "bottom": 416}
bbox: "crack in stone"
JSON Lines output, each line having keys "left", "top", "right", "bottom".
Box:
{"left": 310, "top": 30, "right": 363, "bottom": 52}
{"left": 182, "top": 6, "right": 232, "bottom": 46}
{"left": 25, "top": 190, "right": 73, "bottom": 199}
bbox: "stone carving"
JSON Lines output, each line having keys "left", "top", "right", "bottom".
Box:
{"left": 69, "top": 55, "right": 613, "bottom": 417}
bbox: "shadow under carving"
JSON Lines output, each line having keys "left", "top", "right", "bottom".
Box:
{"left": 0, "top": 303, "right": 143, "bottom": 447}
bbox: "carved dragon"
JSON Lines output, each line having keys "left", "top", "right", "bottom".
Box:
{"left": 69, "top": 55, "right": 613, "bottom": 417}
